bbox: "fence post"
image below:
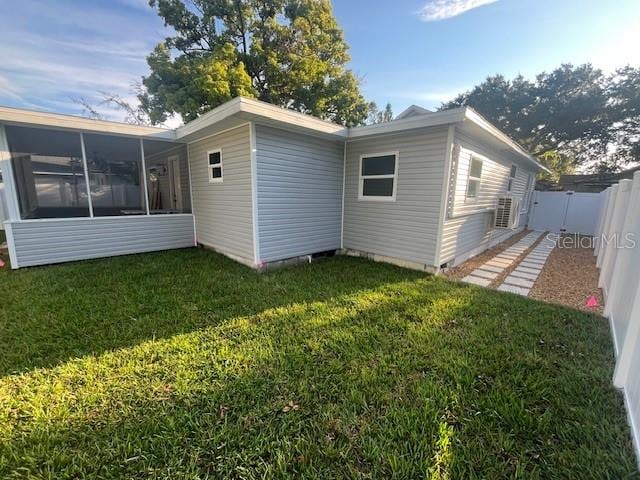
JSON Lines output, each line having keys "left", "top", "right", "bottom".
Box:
{"left": 599, "top": 180, "right": 633, "bottom": 295}
{"left": 597, "top": 185, "right": 618, "bottom": 268}
{"left": 594, "top": 188, "right": 610, "bottom": 256}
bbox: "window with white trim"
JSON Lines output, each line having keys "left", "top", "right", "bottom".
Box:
{"left": 521, "top": 172, "right": 535, "bottom": 212}
{"left": 359, "top": 152, "right": 398, "bottom": 200}
{"left": 466, "top": 157, "right": 483, "bottom": 199}
{"left": 207, "top": 149, "right": 222, "bottom": 183}
{"left": 507, "top": 164, "right": 517, "bottom": 192}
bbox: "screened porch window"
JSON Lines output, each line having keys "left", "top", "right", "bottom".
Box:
{"left": 5, "top": 125, "right": 191, "bottom": 220}
{"left": 84, "top": 133, "right": 145, "bottom": 216}
{"left": 6, "top": 125, "right": 89, "bottom": 219}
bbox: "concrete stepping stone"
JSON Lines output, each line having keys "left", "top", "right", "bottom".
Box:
{"left": 462, "top": 275, "right": 491, "bottom": 287}
{"left": 519, "top": 262, "right": 543, "bottom": 270}
{"left": 516, "top": 266, "right": 541, "bottom": 275}
{"left": 471, "top": 269, "right": 499, "bottom": 280}
{"left": 510, "top": 270, "right": 539, "bottom": 281}
{"left": 497, "top": 284, "right": 530, "bottom": 296}
{"left": 481, "top": 265, "right": 504, "bottom": 273}
{"left": 486, "top": 259, "right": 512, "bottom": 267}
{"left": 504, "top": 276, "right": 535, "bottom": 288}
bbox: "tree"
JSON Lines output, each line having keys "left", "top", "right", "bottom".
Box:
{"left": 139, "top": 0, "right": 369, "bottom": 126}
{"left": 366, "top": 102, "right": 393, "bottom": 125}
{"left": 441, "top": 64, "right": 640, "bottom": 176}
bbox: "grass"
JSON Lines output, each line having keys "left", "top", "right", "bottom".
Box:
{"left": 0, "top": 248, "right": 637, "bottom": 479}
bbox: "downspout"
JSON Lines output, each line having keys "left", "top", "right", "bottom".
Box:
{"left": 433, "top": 124, "right": 456, "bottom": 272}
{"left": 249, "top": 122, "right": 261, "bottom": 266}
{"left": 341, "top": 139, "right": 347, "bottom": 250}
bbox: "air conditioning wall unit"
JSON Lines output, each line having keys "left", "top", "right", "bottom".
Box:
{"left": 494, "top": 196, "right": 521, "bottom": 229}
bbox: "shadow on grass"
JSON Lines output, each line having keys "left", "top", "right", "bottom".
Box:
{"left": 1, "top": 266, "right": 637, "bottom": 479}
{"left": 0, "top": 248, "right": 424, "bottom": 376}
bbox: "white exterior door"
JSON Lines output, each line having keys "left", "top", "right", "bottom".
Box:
{"left": 528, "top": 191, "right": 602, "bottom": 235}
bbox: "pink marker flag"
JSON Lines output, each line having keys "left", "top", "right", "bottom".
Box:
{"left": 586, "top": 295, "right": 599, "bottom": 308}
{"left": 0, "top": 259, "right": 5, "bottom": 268}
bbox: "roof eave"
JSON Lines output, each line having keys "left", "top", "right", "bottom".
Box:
{"left": 463, "top": 107, "right": 550, "bottom": 174}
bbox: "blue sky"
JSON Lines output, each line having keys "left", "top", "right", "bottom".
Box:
{"left": 1, "top": 0, "right": 639, "bottom": 125}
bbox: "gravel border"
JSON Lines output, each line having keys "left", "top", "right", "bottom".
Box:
{"left": 529, "top": 234, "right": 604, "bottom": 314}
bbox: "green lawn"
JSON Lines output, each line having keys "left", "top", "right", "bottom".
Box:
{"left": 0, "top": 248, "right": 637, "bottom": 479}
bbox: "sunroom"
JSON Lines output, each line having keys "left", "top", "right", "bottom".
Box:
{"left": 0, "top": 108, "right": 195, "bottom": 269}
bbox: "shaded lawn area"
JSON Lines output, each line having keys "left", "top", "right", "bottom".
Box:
{"left": 0, "top": 249, "right": 637, "bottom": 479}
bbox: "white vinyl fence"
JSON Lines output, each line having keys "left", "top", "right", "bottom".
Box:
{"left": 594, "top": 171, "right": 640, "bottom": 465}
{"left": 529, "top": 191, "right": 602, "bottom": 235}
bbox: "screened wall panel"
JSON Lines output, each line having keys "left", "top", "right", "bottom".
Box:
{"left": 6, "top": 125, "right": 89, "bottom": 219}
{"left": 83, "top": 133, "right": 145, "bottom": 217}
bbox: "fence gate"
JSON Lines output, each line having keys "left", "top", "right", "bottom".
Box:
{"left": 528, "top": 191, "right": 603, "bottom": 235}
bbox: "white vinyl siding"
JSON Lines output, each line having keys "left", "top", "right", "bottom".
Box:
{"left": 255, "top": 124, "right": 343, "bottom": 262}
{"left": 439, "top": 127, "right": 536, "bottom": 265}
{"left": 7, "top": 215, "right": 195, "bottom": 268}
{"left": 188, "top": 124, "right": 254, "bottom": 264}
{"left": 343, "top": 127, "right": 449, "bottom": 267}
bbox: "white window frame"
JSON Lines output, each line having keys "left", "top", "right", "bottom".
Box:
{"left": 466, "top": 156, "right": 483, "bottom": 201}
{"left": 507, "top": 164, "right": 517, "bottom": 192}
{"left": 358, "top": 151, "right": 399, "bottom": 202}
{"left": 521, "top": 172, "right": 535, "bottom": 213}
{"left": 207, "top": 148, "right": 223, "bottom": 183}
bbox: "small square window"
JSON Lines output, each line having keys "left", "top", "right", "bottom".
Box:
{"left": 209, "top": 151, "right": 221, "bottom": 166}
{"left": 207, "top": 149, "right": 223, "bottom": 183}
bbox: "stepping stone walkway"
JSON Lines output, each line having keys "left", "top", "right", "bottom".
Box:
{"left": 497, "top": 234, "right": 557, "bottom": 296}
{"left": 462, "top": 232, "right": 543, "bottom": 288}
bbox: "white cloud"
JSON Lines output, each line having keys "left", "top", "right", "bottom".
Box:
{"left": 419, "top": 0, "right": 498, "bottom": 22}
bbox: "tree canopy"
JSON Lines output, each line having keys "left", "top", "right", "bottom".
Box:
{"left": 139, "top": 0, "right": 369, "bottom": 126}
{"left": 441, "top": 64, "right": 640, "bottom": 176}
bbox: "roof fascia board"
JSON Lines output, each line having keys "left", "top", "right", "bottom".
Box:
{"left": 175, "top": 96, "right": 347, "bottom": 140}
{"left": 0, "top": 106, "right": 175, "bottom": 140}
{"left": 463, "top": 107, "right": 550, "bottom": 174}
{"left": 347, "top": 108, "right": 467, "bottom": 139}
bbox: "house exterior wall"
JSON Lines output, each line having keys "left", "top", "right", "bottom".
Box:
{"left": 343, "top": 127, "right": 449, "bottom": 268}
{"left": 255, "top": 124, "right": 344, "bottom": 263}
{"left": 187, "top": 123, "right": 255, "bottom": 265}
{"left": 439, "top": 127, "right": 536, "bottom": 265}
{"left": 6, "top": 215, "right": 195, "bottom": 268}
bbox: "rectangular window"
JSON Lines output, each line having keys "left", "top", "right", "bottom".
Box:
{"left": 207, "top": 149, "right": 223, "bottom": 183}
{"left": 83, "top": 133, "right": 145, "bottom": 216}
{"left": 6, "top": 125, "right": 90, "bottom": 219}
{"left": 507, "top": 164, "right": 517, "bottom": 192}
{"left": 359, "top": 152, "right": 398, "bottom": 201}
{"left": 466, "top": 157, "right": 483, "bottom": 199}
{"left": 522, "top": 172, "right": 535, "bottom": 212}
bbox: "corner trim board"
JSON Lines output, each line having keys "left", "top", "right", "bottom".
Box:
{"left": 434, "top": 124, "right": 456, "bottom": 268}
{"left": 249, "top": 122, "right": 260, "bottom": 265}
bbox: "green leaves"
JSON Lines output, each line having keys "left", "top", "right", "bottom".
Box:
{"left": 140, "top": 0, "right": 368, "bottom": 126}
{"left": 442, "top": 64, "right": 640, "bottom": 175}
